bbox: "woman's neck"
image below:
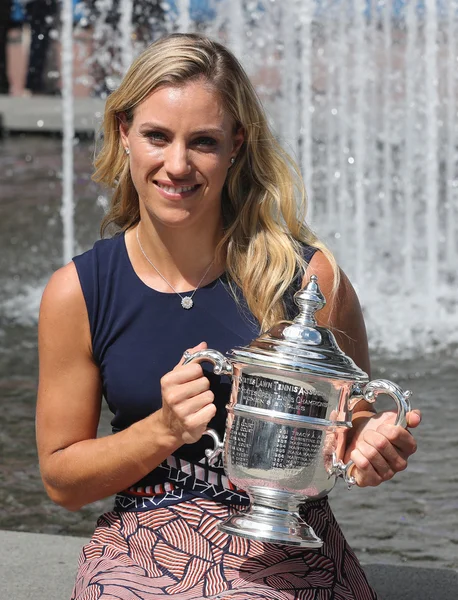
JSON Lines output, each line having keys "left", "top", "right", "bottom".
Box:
{"left": 129, "top": 217, "right": 226, "bottom": 288}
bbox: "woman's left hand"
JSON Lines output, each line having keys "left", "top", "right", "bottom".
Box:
{"left": 345, "top": 409, "right": 421, "bottom": 487}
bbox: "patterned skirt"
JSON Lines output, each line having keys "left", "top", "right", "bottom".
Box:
{"left": 71, "top": 497, "right": 377, "bottom": 600}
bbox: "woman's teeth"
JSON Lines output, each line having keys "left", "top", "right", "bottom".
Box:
{"left": 157, "top": 183, "right": 197, "bottom": 193}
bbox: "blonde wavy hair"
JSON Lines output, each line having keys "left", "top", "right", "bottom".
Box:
{"left": 94, "top": 33, "right": 338, "bottom": 331}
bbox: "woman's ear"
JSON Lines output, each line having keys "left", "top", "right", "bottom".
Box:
{"left": 117, "top": 112, "right": 129, "bottom": 149}
{"left": 232, "top": 126, "right": 245, "bottom": 155}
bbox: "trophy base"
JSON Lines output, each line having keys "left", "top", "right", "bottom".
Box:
{"left": 218, "top": 505, "right": 323, "bottom": 548}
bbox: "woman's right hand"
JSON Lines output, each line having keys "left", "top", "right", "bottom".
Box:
{"left": 158, "top": 342, "right": 216, "bottom": 445}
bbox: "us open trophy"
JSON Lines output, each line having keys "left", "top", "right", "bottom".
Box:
{"left": 183, "top": 275, "right": 412, "bottom": 548}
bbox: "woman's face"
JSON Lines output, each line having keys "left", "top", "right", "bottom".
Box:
{"left": 120, "top": 79, "right": 244, "bottom": 231}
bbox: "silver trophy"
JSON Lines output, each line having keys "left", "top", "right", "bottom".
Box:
{"left": 183, "top": 275, "right": 412, "bottom": 548}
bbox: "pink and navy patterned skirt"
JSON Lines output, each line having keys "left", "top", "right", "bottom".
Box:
{"left": 71, "top": 496, "right": 377, "bottom": 599}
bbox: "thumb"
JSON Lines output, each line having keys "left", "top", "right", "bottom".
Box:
{"left": 406, "top": 409, "right": 422, "bottom": 429}
{"left": 178, "top": 341, "right": 208, "bottom": 366}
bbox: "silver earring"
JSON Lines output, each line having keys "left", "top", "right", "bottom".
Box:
{"left": 125, "top": 148, "right": 130, "bottom": 155}
{"left": 230, "top": 157, "right": 235, "bottom": 165}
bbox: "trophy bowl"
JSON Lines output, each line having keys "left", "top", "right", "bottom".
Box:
{"left": 183, "top": 276, "right": 412, "bottom": 548}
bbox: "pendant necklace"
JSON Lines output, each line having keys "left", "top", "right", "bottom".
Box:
{"left": 136, "top": 225, "right": 214, "bottom": 310}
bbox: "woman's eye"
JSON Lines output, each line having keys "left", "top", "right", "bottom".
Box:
{"left": 146, "top": 132, "right": 167, "bottom": 142}
{"left": 194, "top": 137, "right": 217, "bottom": 147}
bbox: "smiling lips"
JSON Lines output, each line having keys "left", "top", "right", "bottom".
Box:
{"left": 154, "top": 180, "right": 200, "bottom": 198}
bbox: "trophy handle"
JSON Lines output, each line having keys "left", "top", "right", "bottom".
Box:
{"left": 182, "top": 349, "right": 233, "bottom": 465}
{"left": 182, "top": 349, "right": 233, "bottom": 376}
{"left": 333, "top": 379, "right": 412, "bottom": 487}
{"left": 202, "top": 428, "right": 225, "bottom": 464}
{"left": 362, "top": 379, "right": 412, "bottom": 428}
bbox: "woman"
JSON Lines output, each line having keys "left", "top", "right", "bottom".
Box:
{"left": 36, "top": 33, "right": 420, "bottom": 599}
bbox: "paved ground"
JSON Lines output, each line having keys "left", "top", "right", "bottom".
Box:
{"left": 0, "top": 530, "right": 83, "bottom": 600}
{"left": 0, "top": 529, "right": 457, "bottom": 600}
{"left": 0, "top": 96, "right": 105, "bottom": 135}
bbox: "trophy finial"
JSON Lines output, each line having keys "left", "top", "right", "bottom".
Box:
{"left": 293, "top": 274, "right": 326, "bottom": 326}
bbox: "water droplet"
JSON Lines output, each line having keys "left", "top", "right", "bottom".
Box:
{"left": 97, "top": 195, "right": 108, "bottom": 209}
{"left": 334, "top": 232, "right": 341, "bottom": 239}
{"left": 37, "top": 120, "right": 44, "bottom": 128}
{"left": 105, "top": 77, "right": 118, "bottom": 91}
{"left": 331, "top": 108, "right": 337, "bottom": 115}
{"left": 334, "top": 171, "right": 341, "bottom": 179}
{"left": 348, "top": 157, "right": 355, "bottom": 164}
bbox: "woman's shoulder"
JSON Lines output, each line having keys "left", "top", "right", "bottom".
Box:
{"left": 303, "top": 246, "right": 334, "bottom": 287}
{"left": 39, "top": 261, "right": 87, "bottom": 327}
{"left": 304, "top": 249, "right": 370, "bottom": 373}
{"left": 40, "top": 234, "right": 125, "bottom": 326}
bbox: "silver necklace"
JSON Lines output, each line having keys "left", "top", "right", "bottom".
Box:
{"left": 136, "top": 225, "right": 214, "bottom": 309}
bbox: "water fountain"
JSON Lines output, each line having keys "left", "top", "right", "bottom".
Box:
{"left": 55, "top": 0, "right": 457, "bottom": 353}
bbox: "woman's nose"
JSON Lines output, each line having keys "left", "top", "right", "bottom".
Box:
{"left": 164, "top": 142, "right": 191, "bottom": 178}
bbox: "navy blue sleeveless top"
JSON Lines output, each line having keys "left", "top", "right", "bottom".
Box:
{"left": 73, "top": 232, "right": 317, "bottom": 508}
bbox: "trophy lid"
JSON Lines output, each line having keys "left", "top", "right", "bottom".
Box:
{"left": 230, "top": 275, "right": 368, "bottom": 382}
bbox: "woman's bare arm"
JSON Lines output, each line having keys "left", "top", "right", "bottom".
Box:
{"left": 36, "top": 263, "right": 213, "bottom": 510}
{"left": 304, "top": 250, "right": 371, "bottom": 377}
